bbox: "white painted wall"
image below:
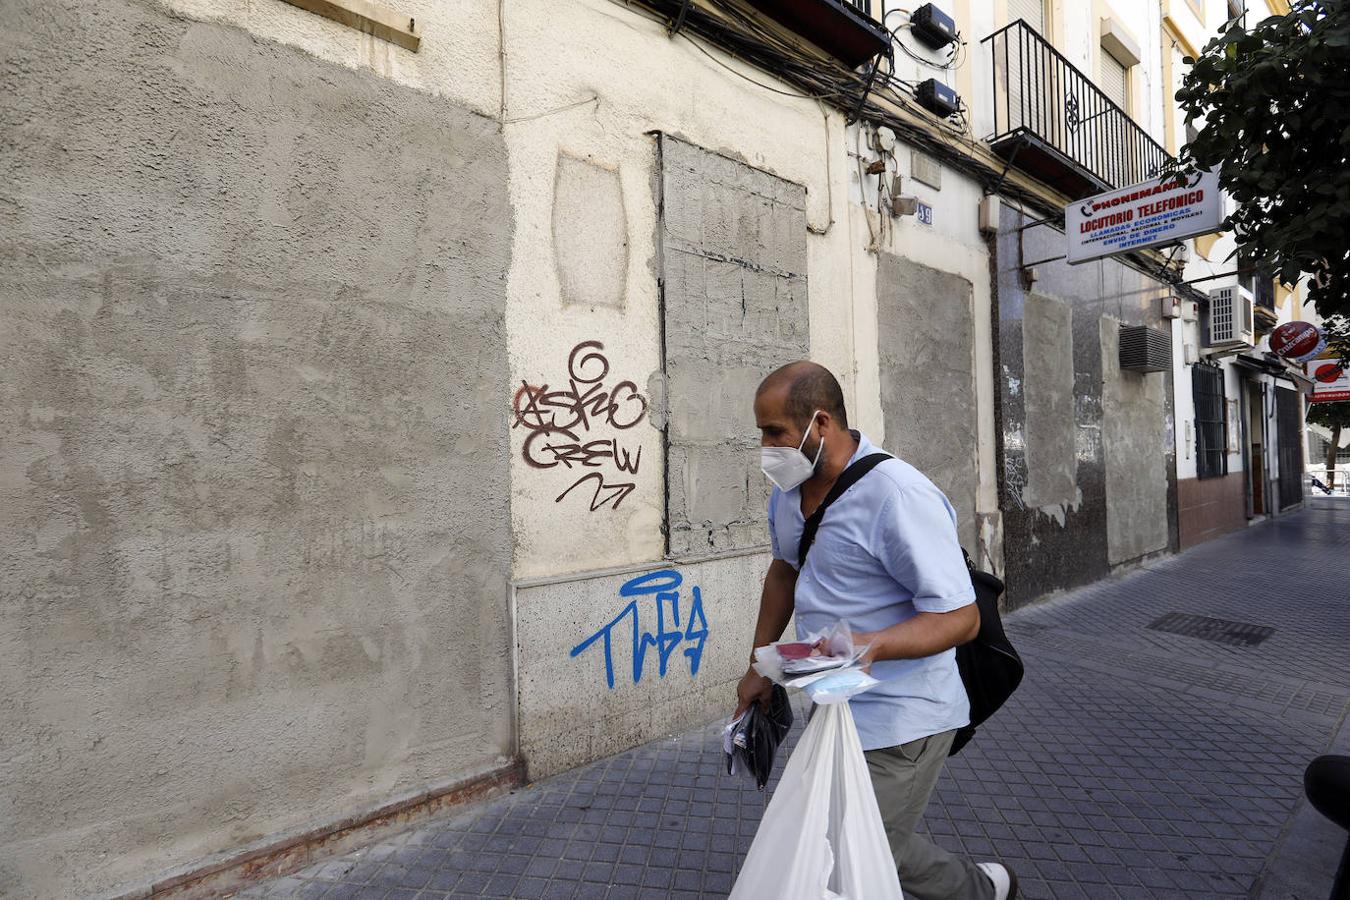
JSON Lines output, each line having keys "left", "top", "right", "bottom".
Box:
{"left": 493, "top": 0, "right": 1003, "bottom": 773}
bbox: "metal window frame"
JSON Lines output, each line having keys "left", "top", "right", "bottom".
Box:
{"left": 1192, "top": 364, "right": 1228, "bottom": 480}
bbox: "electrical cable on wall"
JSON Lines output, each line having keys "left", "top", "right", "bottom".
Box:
{"left": 617, "top": 0, "right": 1210, "bottom": 306}
{"left": 808, "top": 100, "right": 837, "bottom": 235}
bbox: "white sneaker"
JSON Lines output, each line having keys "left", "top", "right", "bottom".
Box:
{"left": 976, "top": 862, "right": 1018, "bottom": 900}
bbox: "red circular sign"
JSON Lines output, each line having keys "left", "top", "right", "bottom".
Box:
{"left": 1269, "top": 321, "right": 1325, "bottom": 362}
{"left": 1314, "top": 362, "right": 1345, "bottom": 384}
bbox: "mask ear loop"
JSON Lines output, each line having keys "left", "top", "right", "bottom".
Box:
{"left": 799, "top": 410, "right": 825, "bottom": 466}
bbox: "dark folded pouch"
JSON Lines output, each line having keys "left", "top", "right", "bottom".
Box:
{"left": 726, "top": 684, "right": 795, "bottom": 790}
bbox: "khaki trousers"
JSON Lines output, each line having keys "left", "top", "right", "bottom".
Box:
{"left": 864, "top": 730, "right": 995, "bottom": 900}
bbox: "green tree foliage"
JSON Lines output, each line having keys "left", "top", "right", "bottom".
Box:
{"left": 1308, "top": 401, "right": 1350, "bottom": 431}
{"left": 1172, "top": 2, "right": 1350, "bottom": 356}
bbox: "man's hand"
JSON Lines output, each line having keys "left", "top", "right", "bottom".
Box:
{"left": 734, "top": 667, "right": 774, "bottom": 718}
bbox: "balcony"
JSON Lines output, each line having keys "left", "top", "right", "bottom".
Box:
{"left": 983, "top": 20, "right": 1172, "bottom": 200}
{"left": 742, "top": 0, "right": 890, "bottom": 68}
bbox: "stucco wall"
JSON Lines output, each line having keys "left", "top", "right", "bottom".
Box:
{"left": 0, "top": 2, "right": 513, "bottom": 896}
{"left": 996, "top": 205, "right": 1178, "bottom": 607}
{"left": 515, "top": 553, "right": 768, "bottom": 779}
{"left": 1100, "top": 318, "right": 1171, "bottom": 563}
{"left": 876, "top": 255, "right": 980, "bottom": 552}
{"left": 1022, "top": 293, "right": 1079, "bottom": 509}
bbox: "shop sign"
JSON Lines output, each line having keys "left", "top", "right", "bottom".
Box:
{"left": 1065, "top": 170, "right": 1222, "bottom": 264}
{"left": 1307, "top": 358, "right": 1350, "bottom": 404}
{"left": 1270, "top": 321, "right": 1326, "bottom": 363}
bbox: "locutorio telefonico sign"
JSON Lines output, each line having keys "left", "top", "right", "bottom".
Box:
{"left": 1065, "top": 170, "right": 1222, "bottom": 264}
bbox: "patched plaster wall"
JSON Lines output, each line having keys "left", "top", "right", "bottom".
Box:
{"left": 0, "top": 2, "right": 512, "bottom": 895}
{"left": 1022, "top": 293, "right": 1080, "bottom": 511}
{"left": 996, "top": 205, "right": 1178, "bottom": 608}
{"left": 659, "top": 136, "right": 811, "bottom": 557}
{"left": 1101, "top": 318, "right": 1171, "bottom": 564}
{"left": 876, "top": 255, "right": 980, "bottom": 552}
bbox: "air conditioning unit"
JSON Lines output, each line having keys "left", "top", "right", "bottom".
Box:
{"left": 1119, "top": 324, "right": 1172, "bottom": 373}
{"left": 1205, "top": 285, "right": 1255, "bottom": 349}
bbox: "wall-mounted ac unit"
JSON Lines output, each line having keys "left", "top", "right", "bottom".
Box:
{"left": 1119, "top": 324, "right": 1172, "bottom": 373}
{"left": 1205, "top": 285, "right": 1255, "bottom": 349}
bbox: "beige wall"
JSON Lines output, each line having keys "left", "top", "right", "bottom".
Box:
{"left": 0, "top": 1, "right": 514, "bottom": 896}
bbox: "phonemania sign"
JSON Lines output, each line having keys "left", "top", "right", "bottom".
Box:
{"left": 1065, "top": 170, "right": 1222, "bottom": 265}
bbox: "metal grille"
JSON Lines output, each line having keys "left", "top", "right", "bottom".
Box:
{"left": 1276, "top": 387, "right": 1304, "bottom": 510}
{"left": 1147, "top": 613, "right": 1275, "bottom": 647}
{"left": 983, "top": 20, "right": 1171, "bottom": 191}
{"left": 1193, "top": 364, "right": 1227, "bottom": 479}
{"left": 1119, "top": 324, "right": 1171, "bottom": 373}
{"left": 1211, "top": 292, "right": 1234, "bottom": 342}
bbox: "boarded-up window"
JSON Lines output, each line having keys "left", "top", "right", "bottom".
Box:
{"left": 1101, "top": 50, "right": 1129, "bottom": 111}
{"left": 656, "top": 135, "right": 810, "bottom": 557}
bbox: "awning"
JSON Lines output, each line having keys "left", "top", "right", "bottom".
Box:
{"left": 1232, "top": 353, "right": 1316, "bottom": 392}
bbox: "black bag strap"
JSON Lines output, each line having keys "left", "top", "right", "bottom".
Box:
{"left": 796, "top": 452, "right": 891, "bottom": 569}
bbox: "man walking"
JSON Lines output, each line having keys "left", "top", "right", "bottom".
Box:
{"left": 735, "top": 360, "right": 1016, "bottom": 900}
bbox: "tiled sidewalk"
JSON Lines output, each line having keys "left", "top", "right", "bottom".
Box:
{"left": 242, "top": 499, "right": 1350, "bottom": 899}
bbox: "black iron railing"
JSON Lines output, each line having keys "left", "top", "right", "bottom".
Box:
{"left": 983, "top": 20, "right": 1171, "bottom": 191}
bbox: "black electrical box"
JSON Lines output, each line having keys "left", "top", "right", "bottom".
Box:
{"left": 910, "top": 3, "right": 958, "bottom": 50}
{"left": 916, "top": 79, "right": 960, "bottom": 118}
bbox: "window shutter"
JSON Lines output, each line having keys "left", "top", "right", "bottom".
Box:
{"left": 1101, "top": 51, "right": 1128, "bottom": 110}
{"left": 1009, "top": 0, "right": 1044, "bottom": 32}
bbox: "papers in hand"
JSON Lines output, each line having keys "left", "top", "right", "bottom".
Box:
{"left": 752, "top": 621, "right": 879, "bottom": 703}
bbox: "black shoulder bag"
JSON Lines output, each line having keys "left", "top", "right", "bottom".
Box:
{"left": 796, "top": 453, "right": 1023, "bottom": 757}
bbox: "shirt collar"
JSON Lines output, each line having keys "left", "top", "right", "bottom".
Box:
{"left": 847, "top": 429, "right": 875, "bottom": 465}
{"left": 783, "top": 429, "right": 874, "bottom": 499}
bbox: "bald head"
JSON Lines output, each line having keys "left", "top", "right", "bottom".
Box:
{"left": 756, "top": 361, "right": 848, "bottom": 431}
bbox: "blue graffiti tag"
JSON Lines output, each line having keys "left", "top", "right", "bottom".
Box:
{"left": 569, "top": 569, "right": 709, "bottom": 689}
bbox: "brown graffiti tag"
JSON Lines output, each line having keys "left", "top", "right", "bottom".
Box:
{"left": 513, "top": 341, "right": 648, "bottom": 512}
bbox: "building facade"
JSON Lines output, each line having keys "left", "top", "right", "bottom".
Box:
{"left": 0, "top": 0, "right": 1309, "bottom": 896}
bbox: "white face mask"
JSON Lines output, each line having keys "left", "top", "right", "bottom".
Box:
{"left": 761, "top": 410, "right": 824, "bottom": 492}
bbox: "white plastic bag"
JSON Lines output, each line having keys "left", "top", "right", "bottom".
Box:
{"left": 728, "top": 702, "right": 903, "bottom": 900}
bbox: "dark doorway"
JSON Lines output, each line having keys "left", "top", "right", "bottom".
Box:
{"left": 1276, "top": 387, "right": 1304, "bottom": 510}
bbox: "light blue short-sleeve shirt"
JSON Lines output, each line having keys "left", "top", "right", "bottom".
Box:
{"left": 768, "top": 431, "right": 975, "bottom": 751}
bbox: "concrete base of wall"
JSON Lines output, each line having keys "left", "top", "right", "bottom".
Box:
{"left": 515, "top": 551, "right": 769, "bottom": 780}
{"left": 1178, "top": 473, "right": 1247, "bottom": 549}
{"left": 115, "top": 763, "right": 523, "bottom": 900}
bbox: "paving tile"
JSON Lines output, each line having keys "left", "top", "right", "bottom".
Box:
{"left": 246, "top": 506, "right": 1349, "bottom": 900}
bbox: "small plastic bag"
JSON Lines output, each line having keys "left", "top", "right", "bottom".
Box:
{"left": 802, "top": 667, "right": 881, "bottom": 705}
{"left": 753, "top": 621, "right": 879, "bottom": 703}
